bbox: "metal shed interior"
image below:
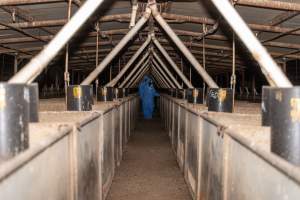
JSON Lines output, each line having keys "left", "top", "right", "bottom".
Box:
{"left": 1, "top": 0, "right": 300, "bottom": 200}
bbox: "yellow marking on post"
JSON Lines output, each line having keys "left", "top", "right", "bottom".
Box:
{"left": 0, "top": 87, "right": 6, "bottom": 110}
{"left": 73, "top": 87, "right": 82, "bottom": 98}
{"left": 218, "top": 89, "right": 227, "bottom": 102}
{"left": 290, "top": 98, "right": 300, "bottom": 122}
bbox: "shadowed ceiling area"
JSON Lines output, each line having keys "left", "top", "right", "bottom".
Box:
{"left": 0, "top": 0, "right": 300, "bottom": 91}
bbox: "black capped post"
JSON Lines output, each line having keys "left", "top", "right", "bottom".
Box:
{"left": 0, "top": 83, "right": 29, "bottom": 161}
{"left": 67, "top": 85, "right": 93, "bottom": 111}
{"left": 269, "top": 87, "right": 300, "bottom": 165}
{"left": 207, "top": 88, "right": 233, "bottom": 113}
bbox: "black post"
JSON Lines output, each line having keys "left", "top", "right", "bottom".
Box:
{"left": 28, "top": 83, "right": 39, "bottom": 122}
{"left": 187, "top": 88, "right": 204, "bottom": 104}
{"left": 261, "top": 86, "right": 271, "bottom": 126}
{"left": 0, "top": 83, "right": 29, "bottom": 161}
{"left": 98, "top": 87, "right": 114, "bottom": 102}
{"left": 269, "top": 87, "right": 300, "bottom": 165}
{"left": 67, "top": 85, "right": 93, "bottom": 111}
{"left": 207, "top": 88, "right": 233, "bottom": 113}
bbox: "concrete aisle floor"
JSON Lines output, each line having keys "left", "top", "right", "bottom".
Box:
{"left": 106, "top": 117, "right": 192, "bottom": 200}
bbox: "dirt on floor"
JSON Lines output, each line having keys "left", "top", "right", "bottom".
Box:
{"left": 107, "top": 117, "right": 192, "bottom": 200}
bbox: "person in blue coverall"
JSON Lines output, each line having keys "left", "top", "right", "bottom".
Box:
{"left": 138, "top": 76, "right": 159, "bottom": 119}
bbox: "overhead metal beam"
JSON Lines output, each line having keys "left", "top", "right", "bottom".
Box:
{"left": 152, "top": 51, "right": 182, "bottom": 89}
{"left": 130, "top": 65, "right": 150, "bottom": 87}
{"left": 211, "top": 0, "right": 292, "bottom": 87}
{"left": 150, "top": 2, "right": 218, "bottom": 88}
{"left": 126, "top": 60, "right": 150, "bottom": 88}
{"left": 152, "top": 60, "right": 175, "bottom": 88}
{"left": 235, "top": 0, "right": 300, "bottom": 12}
{"left": 9, "top": 0, "right": 108, "bottom": 83}
{"left": 106, "top": 35, "right": 151, "bottom": 87}
{"left": 0, "top": 0, "right": 63, "bottom": 6}
{"left": 120, "top": 53, "right": 150, "bottom": 88}
{"left": 148, "top": 70, "right": 164, "bottom": 88}
{"left": 81, "top": 8, "right": 151, "bottom": 85}
{"left": 152, "top": 36, "right": 193, "bottom": 88}
{"left": 151, "top": 67, "right": 169, "bottom": 88}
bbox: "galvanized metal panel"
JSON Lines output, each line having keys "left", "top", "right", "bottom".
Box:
{"left": 102, "top": 110, "right": 115, "bottom": 199}
{"left": 184, "top": 110, "right": 201, "bottom": 199}
{"left": 199, "top": 119, "right": 223, "bottom": 200}
{"left": 226, "top": 135, "right": 300, "bottom": 200}
{"left": 39, "top": 112, "right": 103, "bottom": 200}
{"left": 177, "top": 105, "right": 186, "bottom": 172}
{"left": 0, "top": 124, "right": 72, "bottom": 200}
{"left": 114, "top": 106, "right": 122, "bottom": 167}
{"left": 77, "top": 118, "right": 101, "bottom": 200}
{"left": 172, "top": 103, "right": 179, "bottom": 154}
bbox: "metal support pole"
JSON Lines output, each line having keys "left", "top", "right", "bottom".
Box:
{"left": 131, "top": 66, "right": 150, "bottom": 87}
{"left": 64, "top": 0, "right": 72, "bottom": 86}
{"left": 64, "top": 0, "right": 72, "bottom": 105}
{"left": 9, "top": 0, "right": 107, "bottom": 83}
{"left": 109, "top": 64, "right": 112, "bottom": 81}
{"left": 152, "top": 66, "right": 170, "bottom": 88}
{"left": 203, "top": 25, "right": 207, "bottom": 101}
{"left": 95, "top": 22, "right": 100, "bottom": 101}
{"left": 153, "top": 51, "right": 182, "bottom": 88}
{"left": 152, "top": 58, "right": 177, "bottom": 88}
{"left": 231, "top": 33, "right": 236, "bottom": 105}
{"left": 151, "top": 74, "right": 160, "bottom": 87}
{"left": 149, "top": 70, "right": 164, "bottom": 88}
{"left": 133, "top": 68, "right": 151, "bottom": 87}
{"left": 126, "top": 60, "right": 150, "bottom": 87}
{"left": 106, "top": 35, "right": 151, "bottom": 87}
{"left": 210, "top": 0, "right": 292, "bottom": 87}
{"left": 152, "top": 60, "right": 175, "bottom": 88}
{"left": 13, "top": 54, "right": 18, "bottom": 74}
{"left": 189, "top": 65, "right": 192, "bottom": 82}
{"left": 130, "top": 0, "right": 138, "bottom": 28}
{"left": 150, "top": 3, "right": 218, "bottom": 88}
{"left": 151, "top": 67, "right": 168, "bottom": 88}
{"left": 152, "top": 36, "right": 193, "bottom": 88}
{"left": 120, "top": 51, "right": 150, "bottom": 87}
{"left": 81, "top": 8, "right": 151, "bottom": 85}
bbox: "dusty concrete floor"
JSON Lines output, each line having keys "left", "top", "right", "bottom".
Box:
{"left": 107, "top": 117, "right": 192, "bottom": 200}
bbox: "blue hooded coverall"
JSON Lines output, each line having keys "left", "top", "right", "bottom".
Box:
{"left": 138, "top": 76, "right": 159, "bottom": 119}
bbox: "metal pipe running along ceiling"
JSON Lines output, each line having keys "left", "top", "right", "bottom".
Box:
{"left": 126, "top": 60, "right": 150, "bottom": 88}
{"left": 149, "top": 2, "right": 218, "bottom": 88}
{"left": 152, "top": 57, "right": 179, "bottom": 89}
{"left": 106, "top": 35, "right": 151, "bottom": 87}
{"left": 120, "top": 52, "right": 150, "bottom": 88}
{"left": 152, "top": 60, "right": 176, "bottom": 88}
{"left": 152, "top": 51, "right": 182, "bottom": 89}
{"left": 81, "top": 8, "right": 151, "bottom": 85}
{"left": 211, "top": 0, "right": 292, "bottom": 87}
{"left": 9, "top": 0, "right": 106, "bottom": 84}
